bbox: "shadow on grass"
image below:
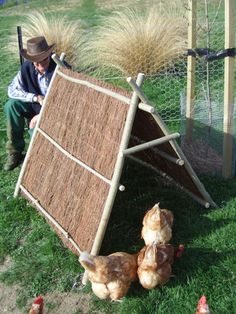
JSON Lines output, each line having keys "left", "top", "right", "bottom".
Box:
{"left": 101, "top": 158, "right": 236, "bottom": 253}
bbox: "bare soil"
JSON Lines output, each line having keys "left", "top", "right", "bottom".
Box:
{"left": 0, "top": 257, "right": 91, "bottom": 314}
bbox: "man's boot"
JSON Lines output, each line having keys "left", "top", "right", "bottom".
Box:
{"left": 4, "top": 152, "right": 25, "bottom": 171}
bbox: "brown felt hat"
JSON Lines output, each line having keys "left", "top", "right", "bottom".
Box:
{"left": 20, "top": 36, "right": 55, "bottom": 62}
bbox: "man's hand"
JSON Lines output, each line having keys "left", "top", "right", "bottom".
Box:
{"left": 37, "top": 95, "right": 44, "bottom": 106}
{"left": 29, "top": 114, "right": 39, "bottom": 129}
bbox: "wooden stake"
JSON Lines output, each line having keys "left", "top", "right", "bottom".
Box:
{"left": 186, "top": 0, "right": 197, "bottom": 141}
{"left": 222, "top": 0, "right": 235, "bottom": 179}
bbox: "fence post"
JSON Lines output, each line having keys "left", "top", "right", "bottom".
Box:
{"left": 222, "top": 0, "right": 235, "bottom": 179}
{"left": 17, "top": 26, "right": 23, "bottom": 65}
{"left": 186, "top": 0, "right": 197, "bottom": 141}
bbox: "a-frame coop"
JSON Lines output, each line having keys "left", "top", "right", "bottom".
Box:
{"left": 14, "top": 54, "right": 216, "bottom": 260}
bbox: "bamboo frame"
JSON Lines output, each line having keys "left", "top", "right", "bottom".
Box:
{"left": 14, "top": 53, "right": 66, "bottom": 198}
{"left": 122, "top": 133, "right": 180, "bottom": 156}
{"left": 126, "top": 77, "right": 216, "bottom": 207}
{"left": 186, "top": 0, "right": 197, "bottom": 141}
{"left": 222, "top": 0, "right": 235, "bottom": 179}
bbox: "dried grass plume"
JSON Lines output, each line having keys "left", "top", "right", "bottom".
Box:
{"left": 80, "top": 4, "right": 188, "bottom": 76}
{"left": 8, "top": 11, "right": 84, "bottom": 67}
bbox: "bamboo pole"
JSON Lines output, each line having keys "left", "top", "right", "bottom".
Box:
{"left": 56, "top": 68, "right": 131, "bottom": 105}
{"left": 122, "top": 133, "right": 180, "bottom": 156}
{"left": 131, "top": 136, "right": 184, "bottom": 165}
{"left": 52, "top": 53, "right": 66, "bottom": 68}
{"left": 138, "top": 102, "right": 155, "bottom": 113}
{"left": 82, "top": 73, "right": 145, "bottom": 284}
{"left": 14, "top": 53, "right": 66, "bottom": 198}
{"left": 222, "top": 0, "right": 235, "bottom": 179}
{"left": 186, "top": 0, "right": 197, "bottom": 141}
{"left": 154, "top": 148, "right": 184, "bottom": 166}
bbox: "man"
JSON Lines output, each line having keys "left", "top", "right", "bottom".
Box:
{"left": 4, "top": 36, "right": 56, "bottom": 171}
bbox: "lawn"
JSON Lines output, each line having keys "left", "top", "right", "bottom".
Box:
{"left": 0, "top": 1, "right": 236, "bottom": 313}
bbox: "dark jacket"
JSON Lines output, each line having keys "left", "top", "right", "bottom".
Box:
{"left": 20, "top": 58, "right": 56, "bottom": 114}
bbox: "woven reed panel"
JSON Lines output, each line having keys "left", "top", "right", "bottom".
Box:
{"left": 21, "top": 132, "right": 110, "bottom": 252}
{"left": 40, "top": 68, "right": 130, "bottom": 180}
{"left": 130, "top": 109, "right": 203, "bottom": 199}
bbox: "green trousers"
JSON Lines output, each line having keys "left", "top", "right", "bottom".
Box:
{"left": 4, "top": 99, "right": 35, "bottom": 154}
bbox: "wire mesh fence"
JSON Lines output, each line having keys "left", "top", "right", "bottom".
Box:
{"left": 0, "top": 0, "right": 235, "bottom": 176}
{"left": 181, "top": 1, "right": 236, "bottom": 176}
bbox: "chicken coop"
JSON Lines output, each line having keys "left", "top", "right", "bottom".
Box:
{"left": 14, "top": 54, "right": 215, "bottom": 259}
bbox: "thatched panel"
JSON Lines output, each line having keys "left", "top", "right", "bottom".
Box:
{"left": 40, "top": 68, "right": 130, "bottom": 180}
{"left": 21, "top": 132, "right": 110, "bottom": 252}
{"left": 130, "top": 109, "right": 203, "bottom": 199}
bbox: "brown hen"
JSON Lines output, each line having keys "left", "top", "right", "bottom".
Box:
{"left": 141, "top": 203, "right": 174, "bottom": 245}
{"left": 137, "top": 243, "right": 174, "bottom": 289}
{"left": 79, "top": 251, "right": 138, "bottom": 301}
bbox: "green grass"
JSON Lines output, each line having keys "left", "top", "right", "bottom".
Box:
{"left": 0, "top": 1, "right": 236, "bottom": 313}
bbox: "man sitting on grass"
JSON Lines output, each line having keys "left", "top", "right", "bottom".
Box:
{"left": 4, "top": 36, "right": 56, "bottom": 171}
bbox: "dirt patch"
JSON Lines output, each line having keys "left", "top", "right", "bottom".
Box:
{"left": 0, "top": 282, "right": 22, "bottom": 314}
{"left": 0, "top": 256, "right": 92, "bottom": 314}
{"left": 42, "top": 291, "right": 91, "bottom": 314}
{"left": 0, "top": 282, "right": 92, "bottom": 314}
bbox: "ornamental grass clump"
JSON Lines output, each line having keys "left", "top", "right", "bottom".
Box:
{"left": 80, "top": 6, "right": 188, "bottom": 76}
{"left": 9, "top": 11, "right": 83, "bottom": 67}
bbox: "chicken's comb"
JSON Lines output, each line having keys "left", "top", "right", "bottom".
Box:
{"left": 198, "top": 295, "right": 207, "bottom": 305}
{"left": 33, "top": 296, "right": 44, "bottom": 305}
{"left": 175, "top": 244, "right": 185, "bottom": 258}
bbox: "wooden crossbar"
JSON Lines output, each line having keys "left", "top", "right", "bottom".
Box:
{"left": 122, "top": 133, "right": 180, "bottom": 156}
{"left": 131, "top": 136, "right": 184, "bottom": 166}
